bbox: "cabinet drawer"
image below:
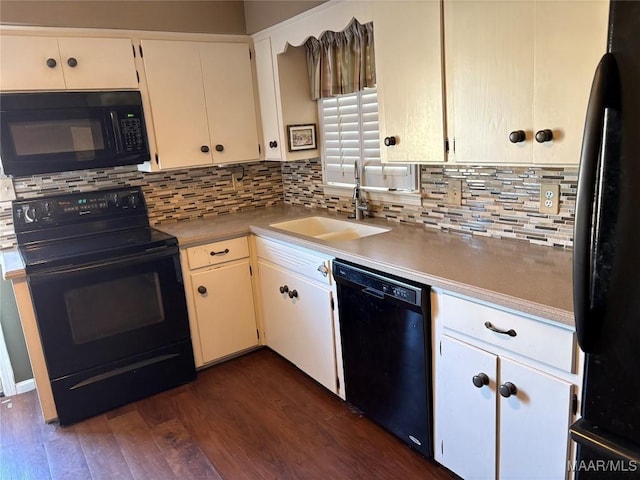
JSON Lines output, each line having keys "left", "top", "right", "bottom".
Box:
{"left": 187, "top": 237, "right": 249, "bottom": 269}
{"left": 255, "top": 237, "right": 331, "bottom": 286}
{"left": 440, "top": 293, "right": 575, "bottom": 372}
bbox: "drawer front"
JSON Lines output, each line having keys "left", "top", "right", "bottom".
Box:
{"left": 440, "top": 293, "right": 575, "bottom": 372}
{"left": 187, "top": 236, "right": 249, "bottom": 269}
{"left": 255, "top": 237, "right": 331, "bottom": 286}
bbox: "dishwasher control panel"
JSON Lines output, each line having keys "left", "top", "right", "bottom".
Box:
{"left": 333, "top": 260, "right": 425, "bottom": 307}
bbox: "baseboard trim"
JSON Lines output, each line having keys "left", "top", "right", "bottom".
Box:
{"left": 16, "top": 378, "right": 35, "bottom": 395}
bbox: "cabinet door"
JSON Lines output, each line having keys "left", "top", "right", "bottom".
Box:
{"left": 373, "top": 0, "right": 445, "bottom": 163}
{"left": 0, "top": 36, "right": 65, "bottom": 90}
{"left": 191, "top": 260, "right": 258, "bottom": 364}
{"left": 533, "top": 1, "right": 608, "bottom": 165}
{"left": 445, "top": 0, "right": 534, "bottom": 164}
{"left": 253, "top": 37, "right": 283, "bottom": 160}
{"left": 141, "top": 39, "right": 212, "bottom": 170}
{"left": 57, "top": 37, "right": 138, "bottom": 90}
{"left": 436, "top": 336, "right": 497, "bottom": 479}
{"left": 200, "top": 42, "right": 260, "bottom": 164}
{"left": 257, "top": 260, "right": 337, "bottom": 392}
{"left": 499, "top": 357, "right": 573, "bottom": 479}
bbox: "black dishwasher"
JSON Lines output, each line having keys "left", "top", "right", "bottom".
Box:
{"left": 333, "top": 259, "right": 432, "bottom": 458}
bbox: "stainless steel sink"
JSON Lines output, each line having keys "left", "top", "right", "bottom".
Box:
{"left": 270, "top": 216, "right": 390, "bottom": 241}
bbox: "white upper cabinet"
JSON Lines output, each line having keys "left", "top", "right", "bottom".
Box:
{"left": 0, "top": 35, "right": 138, "bottom": 91}
{"left": 373, "top": 0, "right": 446, "bottom": 164}
{"left": 253, "top": 37, "right": 283, "bottom": 160}
{"left": 445, "top": 0, "right": 608, "bottom": 165}
{"left": 141, "top": 39, "right": 260, "bottom": 171}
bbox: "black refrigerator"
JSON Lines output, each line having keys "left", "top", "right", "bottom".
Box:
{"left": 570, "top": 0, "right": 640, "bottom": 477}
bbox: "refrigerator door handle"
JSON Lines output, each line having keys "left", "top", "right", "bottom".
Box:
{"left": 574, "top": 53, "right": 621, "bottom": 353}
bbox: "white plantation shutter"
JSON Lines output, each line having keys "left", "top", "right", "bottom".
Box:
{"left": 320, "top": 88, "right": 416, "bottom": 190}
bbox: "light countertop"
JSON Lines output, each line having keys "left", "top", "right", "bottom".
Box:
{"left": 156, "top": 205, "right": 574, "bottom": 328}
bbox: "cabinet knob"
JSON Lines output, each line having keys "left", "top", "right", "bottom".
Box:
{"left": 215, "top": 144, "right": 224, "bottom": 152}
{"left": 201, "top": 145, "right": 210, "bottom": 153}
{"left": 499, "top": 382, "right": 518, "bottom": 398}
{"left": 46, "top": 58, "right": 57, "bottom": 68}
{"left": 535, "top": 129, "right": 554, "bottom": 143}
{"left": 67, "top": 57, "right": 78, "bottom": 68}
{"left": 279, "top": 285, "right": 289, "bottom": 294}
{"left": 317, "top": 264, "right": 329, "bottom": 277}
{"left": 509, "top": 130, "right": 526, "bottom": 143}
{"left": 472, "top": 373, "right": 490, "bottom": 388}
{"left": 288, "top": 289, "right": 299, "bottom": 299}
{"left": 384, "top": 136, "right": 397, "bottom": 147}
{"left": 197, "top": 286, "right": 207, "bottom": 295}
{"left": 269, "top": 140, "right": 278, "bottom": 149}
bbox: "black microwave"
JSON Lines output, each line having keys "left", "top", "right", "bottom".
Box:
{"left": 0, "top": 91, "right": 150, "bottom": 176}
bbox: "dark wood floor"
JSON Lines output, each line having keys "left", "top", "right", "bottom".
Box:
{"left": 0, "top": 348, "right": 454, "bottom": 480}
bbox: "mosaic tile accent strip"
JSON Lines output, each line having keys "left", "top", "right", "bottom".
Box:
{"left": 282, "top": 159, "right": 578, "bottom": 248}
{"left": 0, "top": 162, "right": 283, "bottom": 249}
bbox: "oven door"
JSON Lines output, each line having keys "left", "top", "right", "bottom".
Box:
{"left": 27, "top": 246, "right": 191, "bottom": 380}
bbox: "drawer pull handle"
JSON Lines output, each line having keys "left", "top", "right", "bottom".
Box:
{"left": 472, "top": 373, "right": 490, "bottom": 388}
{"left": 484, "top": 321, "right": 517, "bottom": 337}
{"left": 210, "top": 248, "right": 230, "bottom": 256}
{"left": 499, "top": 382, "right": 518, "bottom": 398}
{"left": 279, "top": 285, "right": 289, "bottom": 294}
{"left": 288, "top": 289, "right": 298, "bottom": 299}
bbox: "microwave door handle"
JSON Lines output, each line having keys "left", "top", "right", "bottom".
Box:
{"left": 110, "top": 111, "right": 123, "bottom": 154}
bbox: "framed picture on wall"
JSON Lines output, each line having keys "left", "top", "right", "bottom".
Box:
{"left": 287, "top": 124, "right": 317, "bottom": 151}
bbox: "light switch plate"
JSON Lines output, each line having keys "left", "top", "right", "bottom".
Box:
{"left": 447, "top": 179, "right": 462, "bottom": 206}
{"left": 539, "top": 184, "right": 560, "bottom": 214}
{"left": 0, "top": 177, "right": 16, "bottom": 202}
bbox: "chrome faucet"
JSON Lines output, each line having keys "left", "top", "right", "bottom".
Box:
{"left": 351, "top": 161, "right": 369, "bottom": 220}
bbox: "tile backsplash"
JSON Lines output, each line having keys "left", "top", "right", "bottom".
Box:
{"left": 282, "top": 159, "right": 577, "bottom": 248}
{"left": 0, "top": 158, "right": 577, "bottom": 250}
{"left": 0, "top": 162, "right": 283, "bottom": 249}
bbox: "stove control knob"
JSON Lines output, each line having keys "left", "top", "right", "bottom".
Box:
{"left": 25, "top": 206, "right": 40, "bottom": 222}
{"left": 109, "top": 193, "right": 120, "bottom": 206}
{"left": 127, "top": 194, "right": 139, "bottom": 208}
{"left": 43, "top": 201, "right": 54, "bottom": 215}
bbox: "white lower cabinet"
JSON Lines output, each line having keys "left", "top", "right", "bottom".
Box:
{"left": 434, "top": 291, "right": 577, "bottom": 479}
{"left": 255, "top": 237, "right": 339, "bottom": 394}
{"left": 183, "top": 236, "right": 258, "bottom": 367}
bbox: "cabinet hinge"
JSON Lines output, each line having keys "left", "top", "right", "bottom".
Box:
{"left": 331, "top": 297, "right": 335, "bottom": 311}
{"left": 572, "top": 393, "right": 578, "bottom": 416}
{"left": 256, "top": 328, "right": 260, "bottom": 340}
{"left": 336, "top": 377, "right": 340, "bottom": 390}
{"left": 132, "top": 44, "right": 136, "bottom": 58}
{"left": 249, "top": 265, "right": 253, "bottom": 276}
{"left": 445, "top": 138, "right": 449, "bottom": 154}
{"left": 439, "top": 340, "right": 442, "bottom": 356}
{"left": 258, "top": 144, "right": 261, "bottom": 155}
{"left": 453, "top": 138, "right": 456, "bottom": 154}
{"left": 139, "top": 45, "right": 144, "bottom": 58}
{"left": 249, "top": 47, "right": 252, "bottom": 60}
{"left": 441, "top": 440, "right": 444, "bottom": 456}
{"left": 136, "top": 71, "right": 140, "bottom": 84}
{"left": 155, "top": 153, "right": 159, "bottom": 166}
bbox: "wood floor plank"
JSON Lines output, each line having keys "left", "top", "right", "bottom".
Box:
{"left": 151, "top": 418, "right": 223, "bottom": 480}
{"left": 109, "top": 410, "right": 178, "bottom": 480}
{"left": 75, "top": 414, "right": 134, "bottom": 480}
{"left": 4, "top": 348, "right": 455, "bottom": 480}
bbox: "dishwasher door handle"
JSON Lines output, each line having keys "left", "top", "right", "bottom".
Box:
{"left": 362, "top": 287, "right": 385, "bottom": 299}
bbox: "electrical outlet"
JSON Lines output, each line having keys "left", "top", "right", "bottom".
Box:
{"left": 232, "top": 172, "right": 244, "bottom": 191}
{"left": 539, "top": 184, "right": 560, "bottom": 214}
{"left": 0, "top": 177, "right": 16, "bottom": 202}
{"left": 447, "top": 179, "right": 462, "bottom": 206}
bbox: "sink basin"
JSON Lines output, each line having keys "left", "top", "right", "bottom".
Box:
{"left": 270, "top": 216, "right": 390, "bottom": 241}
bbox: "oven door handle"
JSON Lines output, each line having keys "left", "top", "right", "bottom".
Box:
{"left": 27, "top": 247, "right": 180, "bottom": 283}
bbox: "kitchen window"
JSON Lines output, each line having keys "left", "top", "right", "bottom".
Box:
{"left": 318, "top": 88, "right": 419, "bottom": 201}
